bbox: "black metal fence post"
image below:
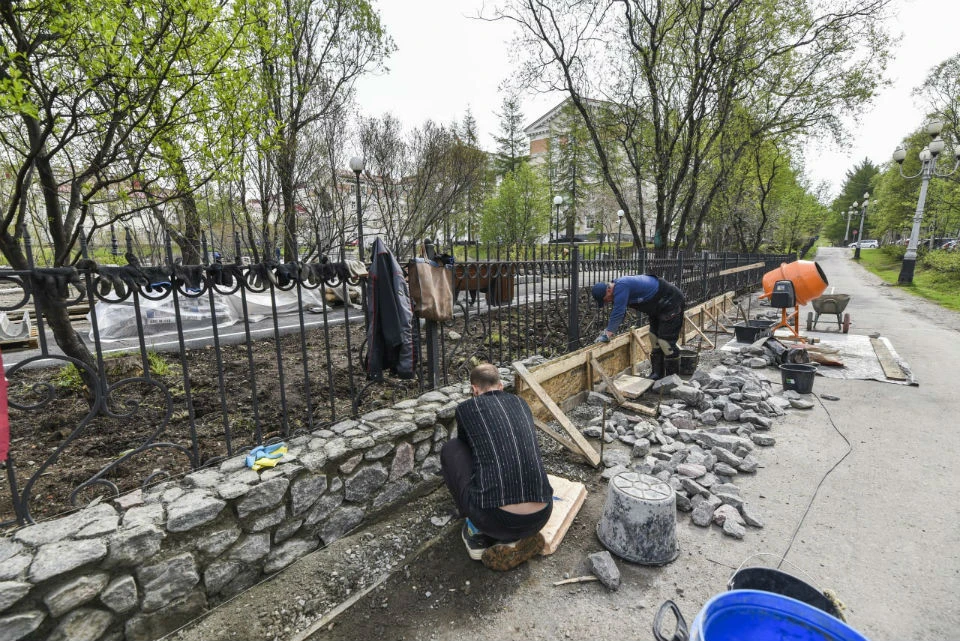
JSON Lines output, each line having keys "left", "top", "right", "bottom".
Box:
{"left": 567, "top": 244, "right": 580, "bottom": 350}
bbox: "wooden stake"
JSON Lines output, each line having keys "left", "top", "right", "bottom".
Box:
{"left": 513, "top": 362, "right": 601, "bottom": 466}
{"left": 590, "top": 355, "right": 626, "bottom": 405}
{"left": 553, "top": 576, "right": 600, "bottom": 586}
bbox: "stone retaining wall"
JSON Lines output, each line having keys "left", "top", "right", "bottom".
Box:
{"left": 0, "top": 384, "right": 468, "bottom": 641}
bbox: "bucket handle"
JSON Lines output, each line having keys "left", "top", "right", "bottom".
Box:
{"left": 727, "top": 552, "right": 822, "bottom": 592}
{"left": 653, "top": 600, "right": 688, "bottom": 641}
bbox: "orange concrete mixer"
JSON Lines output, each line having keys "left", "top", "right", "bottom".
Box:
{"left": 759, "top": 261, "right": 829, "bottom": 340}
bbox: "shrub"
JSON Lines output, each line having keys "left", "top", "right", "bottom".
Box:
{"left": 920, "top": 250, "right": 960, "bottom": 275}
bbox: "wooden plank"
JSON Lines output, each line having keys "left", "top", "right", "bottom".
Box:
{"left": 614, "top": 375, "right": 654, "bottom": 399}
{"left": 513, "top": 361, "right": 601, "bottom": 467}
{"left": 621, "top": 400, "right": 658, "bottom": 417}
{"left": 683, "top": 313, "right": 715, "bottom": 349}
{"left": 533, "top": 419, "right": 581, "bottom": 455}
{"left": 590, "top": 355, "right": 625, "bottom": 405}
{"left": 540, "top": 474, "right": 587, "bottom": 555}
{"left": 702, "top": 307, "right": 730, "bottom": 333}
{"left": 871, "top": 337, "right": 907, "bottom": 381}
{"left": 717, "top": 261, "right": 764, "bottom": 277}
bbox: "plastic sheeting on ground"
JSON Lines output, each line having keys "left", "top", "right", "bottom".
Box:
{"left": 90, "top": 288, "right": 332, "bottom": 341}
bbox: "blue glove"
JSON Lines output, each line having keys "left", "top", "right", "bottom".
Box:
{"left": 595, "top": 332, "right": 610, "bottom": 343}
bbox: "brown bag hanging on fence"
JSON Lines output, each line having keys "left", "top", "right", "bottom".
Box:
{"left": 409, "top": 260, "right": 454, "bottom": 321}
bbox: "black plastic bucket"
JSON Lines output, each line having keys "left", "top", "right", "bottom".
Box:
{"left": 728, "top": 567, "right": 843, "bottom": 620}
{"left": 734, "top": 320, "right": 774, "bottom": 343}
{"left": 679, "top": 349, "right": 699, "bottom": 376}
{"left": 780, "top": 363, "right": 816, "bottom": 394}
{"left": 664, "top": 353, "right": 681, "bottom": 376}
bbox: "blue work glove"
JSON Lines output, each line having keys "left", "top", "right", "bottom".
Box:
{"left": 595, "top": 332, "right": 610, "bottom": 343}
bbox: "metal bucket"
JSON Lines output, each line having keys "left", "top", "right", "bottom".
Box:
{"left": 679, "top": 349, "right": 699, "bottom": 376}
{"left": 596, "top": 472, "right": 678, "bottom": 565}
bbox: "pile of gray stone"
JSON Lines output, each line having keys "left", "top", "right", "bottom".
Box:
{"left": 586, "top": 355, "right": 814, "bottom": 540}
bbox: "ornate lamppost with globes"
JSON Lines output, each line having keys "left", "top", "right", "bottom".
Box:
{"left": 853, "top": 193, "right": 869, "bottom": 260}
{"left": 892, "top": 120, "right": 960, "bottom": 284}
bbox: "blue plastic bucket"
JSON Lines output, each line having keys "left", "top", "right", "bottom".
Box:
{"left": 690, "top": 590, "right": 869, "bottom": 641}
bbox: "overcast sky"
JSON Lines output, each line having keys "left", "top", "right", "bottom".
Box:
{"left": 353, "top": 0, "right": 960, "bottom": 200}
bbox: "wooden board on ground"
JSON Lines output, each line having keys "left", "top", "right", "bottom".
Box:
{"left": 871, "top": 337, "right": 907, "bottom": 381}
{"left": 540, "top": 474, "right": 587, "bottom": 556}
{"left": 614, "top": 375, "right": 654, "bottom": 399}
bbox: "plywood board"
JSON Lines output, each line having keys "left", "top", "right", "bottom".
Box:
{"left": 540, "top": 474, "right": 587, "bottom": 555}
{"left": 614, "top": 375, "right": 654, "bottom": 399}
{"left": 871, "top": 337, "right": 907, "bottom": 381}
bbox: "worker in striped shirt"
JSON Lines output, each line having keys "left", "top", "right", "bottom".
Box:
{"left": 440, "top": 364, "right": 553, "bottom": 571}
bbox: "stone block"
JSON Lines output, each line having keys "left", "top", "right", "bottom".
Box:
{"left": 677, "top": 463, "right": 706, "bottom": 478}
{"left": 587, "top": 551, "right": 621, "bottom": 591}
{"left": 274, "top": 519, "right": 303, "bottom": 544}
{"left": 344, "top": 465, "right": 388, "bottom": 502}
{"left": 101, "top": 575, "right": 138, "bottom": 613}
{"left": 184, "top": 468, "right": 221, "bottom": 490}
{"left": 124, "top": 590, "right": 207, "bottom": 641}
{"left": 227, "top": 532, "right": 271, "bottom": 564}
{"left": 29, "top": 539, "right": 108, "bottom": 583}
{"left": 0, "top": 539, "right": 23, "bottom": 565}
{"left": 738, "top": 454, "right": 760, "bottom": 473}
{"left": 123, "top": 503, "right": 165, "bottom": 528}
{"left": 44, "top": 572, "right": 109, "bottom": 617}
{"left": 420, "top": 455, "right": 441, "bottom": 477}
{"left": 631, "top": 438, "right": 651, "bottom": 458}
{"left": 390, "top": 443, "right": 415, "bottom": 480}
{"left": 299, "top": 450, "right": 328, "bottom": 473}
{"left": 167, "top": 492, "right": 227, "bottom": 533}
{"left": 290, "top": 474, "right": 327, "bottom": 517}
{"left": 372, "top": 479, "right": 413, "bottom": 510}
{"left": 236, "top": 478, "right": 289, "bottom": 519}
{"left": 245, "top": 505, "right": 286, "bottom": 532}
{"left": 751, "top": 434, "right": 775, "bottom": 447}
{"left": 204, "top": 560, "right": 243, "bottom": 594}
{"left": 672, "top": 385, "right": 704, "bottom": 405}
{"left": 137, "top": 552, "right": 200, "bottom": 612}
{"left": 722, "top": 518, "right": 746, "bottom": 539}
{"left": 46, "top": 607, "right": 112, "bottom": 641}
{"left": 714, "top": 492, "right": 744, "bottom": 509}
{"left": 0, "top": 554, "right": 32, "bottom": 582}
{"left": 216, "top": 482, "right": 252, "bottom": 501}
{"left": 418, "top": 391, "right": 448, "bottom": 403}
{"left": 349, "top": 436, "right": 375, "bottom": 450}
{"left": 339, "top": 455, "right": 363, "bottom": 475}
{"left": 740, "top": 502, "right": 765, "bottom": 528}
{"left": 263, "top": 538, "right": 319, "bottom": 573}
{"left": 318, "top": 506, "right": 365, "bottom": 545}
{"left": 106, "top": 524, "right": 165, "bottom": 568}
{"left": 0, "top": 611, "right": 44, "bottom": 641}
{"left": 365, "top": 443, "right": 394, "bottom": 460}
{"left": 304, "top": 493, "right": 343, "bottom": 527}
{"left": 652, "top": 375, "right": 682, "bottom": 393}
{"left": 323, "top": 437, "right": 349, "bottom": 460}
{"left": 196, "top": 526, "right": 241, "bottom": 558}
{"left": 0, "top": 581, "right": 31, "bottom": 611}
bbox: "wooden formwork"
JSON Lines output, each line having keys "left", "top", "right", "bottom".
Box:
{"left": 513, "top": 291, "right": 736, "bottom": 466}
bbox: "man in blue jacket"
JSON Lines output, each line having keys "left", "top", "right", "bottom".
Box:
{"left": 591, "top": 275, "right": 685, "bottom": 379}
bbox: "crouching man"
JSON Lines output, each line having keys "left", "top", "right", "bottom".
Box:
{"left": 440, "top": 364, "right": 553, "bottom": 571}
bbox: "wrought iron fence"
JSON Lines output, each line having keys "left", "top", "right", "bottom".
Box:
{"left": 0, "top": 233, "right": 791, "bottom": 526}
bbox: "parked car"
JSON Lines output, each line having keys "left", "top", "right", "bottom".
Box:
{"left": 848, "top": 240, "right": 878, "bottom": 248}
{"left": 940, "top": 239, "right": 958, "bottom": 251}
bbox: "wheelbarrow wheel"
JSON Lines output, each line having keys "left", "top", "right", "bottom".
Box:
{"left": 842, "top": 313, "right": 851, "bottom": 333}
{"left": 806, "top": 311, "right": 814, "bottom": 332}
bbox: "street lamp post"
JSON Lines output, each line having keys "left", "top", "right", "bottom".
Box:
{"left": 616, "top": 209, "right": 624, "bottom": 258}
{"left": 892, "top": 120, "right": 960, "bottom": 284}
{"left": 349, "top": 156, "right": 365, "bottom": 262}
{"left": 853, "top": 193, "right": 869, "bottom": 260}
{"left": 843, "top": 207, "right": 854, "bottom": 244}
{"left": 553, "top": 195, "right": 563, "bottom": 245}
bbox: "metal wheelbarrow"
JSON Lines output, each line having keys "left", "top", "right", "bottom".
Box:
{"left": 806, "top": 294, "right": 851, "bottom": 333}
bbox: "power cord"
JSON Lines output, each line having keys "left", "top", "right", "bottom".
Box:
{"left": 778, "top": 391, "right": 852, "bottom": 570}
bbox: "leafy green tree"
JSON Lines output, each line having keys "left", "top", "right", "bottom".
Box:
{"left": 0, "top": 0, "right": 250, "bottom": 367}
{"left": 480, "top": 163, "right": 550, "bottom": 246}
{"left": 493, "top": 91, "right": 528, "bottom": 176}
{"left": 825, "top": 159, "right": 879, "bottom": 245}
{"left": 494, "top": 0, "right": 894, "bottom": 250}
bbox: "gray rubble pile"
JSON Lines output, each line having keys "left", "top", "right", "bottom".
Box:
{"left": 592, "top": 359, "right": 813, "bottom": 540}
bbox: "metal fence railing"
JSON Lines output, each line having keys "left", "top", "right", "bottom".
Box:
{"left": 0, "top": 232, "right": 791, "bottom": 526}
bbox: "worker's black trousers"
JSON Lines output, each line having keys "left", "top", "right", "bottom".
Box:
{"left": 440, "top": 438, "right": 552, "bottom": 542}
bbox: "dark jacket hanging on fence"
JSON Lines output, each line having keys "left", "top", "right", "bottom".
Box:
{"left": 366, "top": 238, "right": 415, "bottom": 380}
